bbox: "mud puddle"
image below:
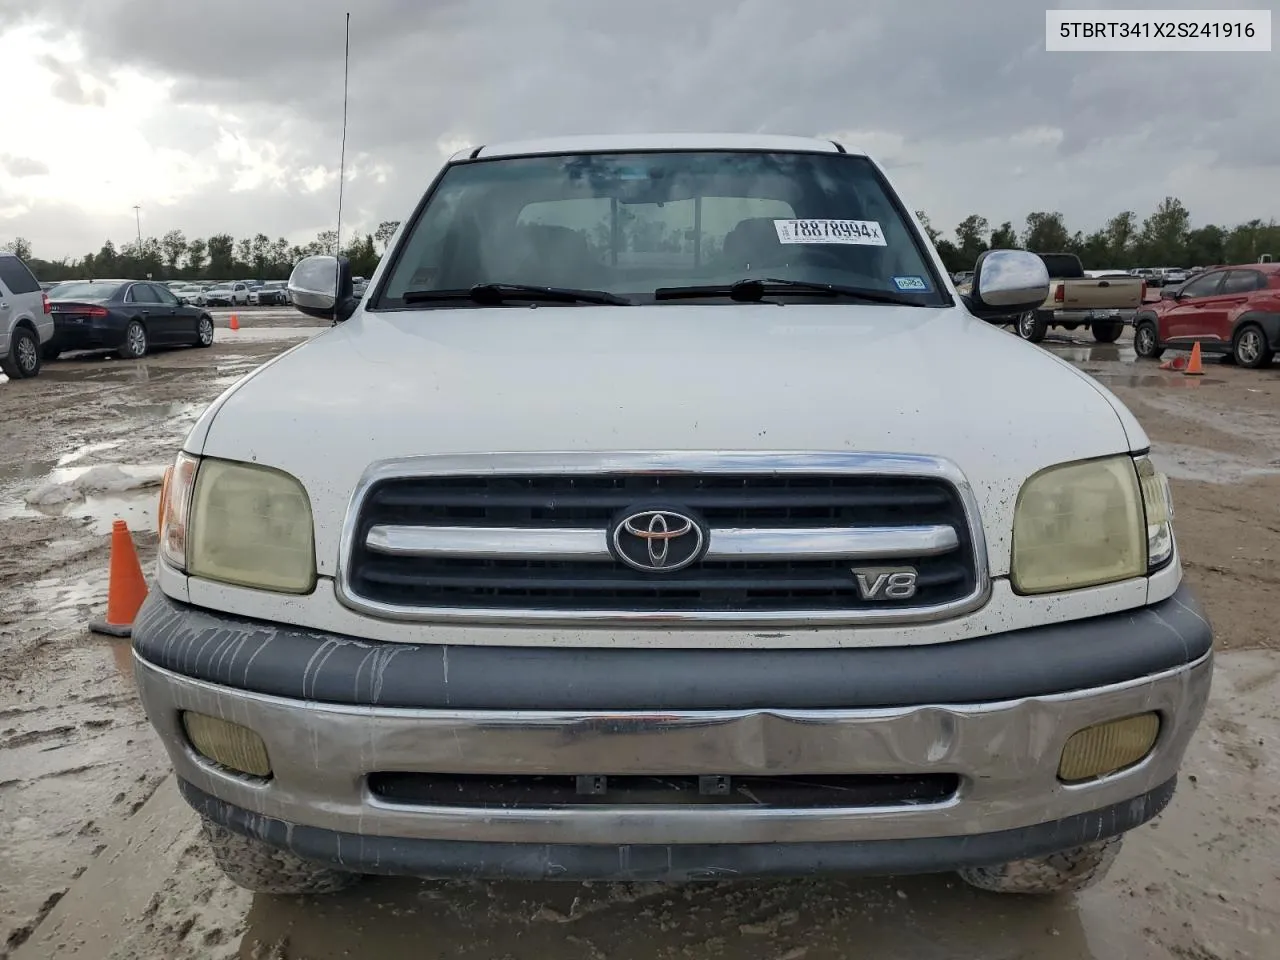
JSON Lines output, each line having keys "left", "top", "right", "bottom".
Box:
{"left": 18, "top": 491, "right": 159, "bottom": 536}
{"left": 210, "top": 307, "right": 308, "bottom": 322}
{"left": 0, "top": 459, "right": 59, "bottom": 487}
{"left": 100, "top": 400, "right": 201, "bottom": 422}
{"left": 1150, "top": 443, "right": 1280, "bottom": 485}
{"left": 1, "top": 630, "right": 167, "bottom": 960}
{"left": 1045, "top": 343, "right": 1138, "bottom": 364}
{"left": 56, "top": 442, "right": 125, "bottom": 467}
{"left": 13, "top": 649, "right": 1275, "bottom": 960}
{"left": 1089, "top": 374, "right": 1224, "bottom": 389}
{"left": 1, "top": 463, "right": 166, "bottom": 535}
{"left": 40, "top": 359, "right": 192, "bottom": 384}
{"left": 214, "top": 327, "right": 324, "bottom": 343}
{"left": 1130, "top": 390, "right": 1280, "bottom": 452}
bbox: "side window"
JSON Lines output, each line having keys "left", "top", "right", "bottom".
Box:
{"left": 125, "top": 284, "right": 145, "bottom": 303}
{"left": 0, "top": 256, "right": 42, "bottom": 295}
{"left": 1221, "top": 270, "right": 1261, "bottom": 294}
{"left": 153, "top": 285, "right": 180, "bottom": 305}
{"left": 1180, "top": 271, "right": 1224, "bottom": 299}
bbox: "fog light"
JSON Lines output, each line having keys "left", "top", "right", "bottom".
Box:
{"left": 1058, "top": 712, "right": 1160, "bottom": 783}
{"left": 182, "top": 711, "right": 272, "bottom": 777}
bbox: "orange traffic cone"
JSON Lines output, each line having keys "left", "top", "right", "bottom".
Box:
{"left": 1184, "top": 341, "right": 1204, "bottom": 376}
{"left": 89, "top": 520, "right": 149, "bottom": 638}
{"left": 229, "top": 313, "right": 240, "bottom": 331}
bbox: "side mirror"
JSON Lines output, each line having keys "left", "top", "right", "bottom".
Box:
{"left": 179, "top": 297, "right": 189, "bottom": 305}
{"left": 964, "top": 249, "right": 1050, "bottom": 319}
{"left": 288, "top": 255, "right": 357, "bottom": 322}
{"left": 1160, "top": 288, "right": 1179, "bottom": 301}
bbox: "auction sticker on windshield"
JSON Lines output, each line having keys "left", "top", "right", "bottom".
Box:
{"left": 893, "top": 276, "right": 928, "bottom": 290}
{"left": 774, "top": 219, "right": 887, "bottom": 246}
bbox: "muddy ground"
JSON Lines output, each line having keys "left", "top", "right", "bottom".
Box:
{"left": 1, "top": 318, "right": 1276, "bottom": 960}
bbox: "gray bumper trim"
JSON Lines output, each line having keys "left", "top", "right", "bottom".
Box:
{"left": 132, "top": 584, "right": 1213, "bottom": 711}
{"left": 180, "top": 776, "right": 1177, "bottom": 882}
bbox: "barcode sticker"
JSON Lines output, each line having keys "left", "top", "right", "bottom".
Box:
{"left": 774, "top": 219, "right": 887, "bottom": 246}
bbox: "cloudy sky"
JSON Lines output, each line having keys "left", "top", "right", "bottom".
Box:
{"left": 0, "top": 0, "right": 1274, "bottom": 260}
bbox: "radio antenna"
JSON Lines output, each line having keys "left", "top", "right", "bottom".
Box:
{"left": 333, "top": 11, "right": 351, "bottom": 324}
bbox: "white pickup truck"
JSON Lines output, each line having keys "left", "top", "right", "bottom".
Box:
{"left": 132, "top": 134, "right": 1211, "bottom": 899}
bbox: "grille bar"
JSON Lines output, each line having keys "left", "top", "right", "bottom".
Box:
{"left": 336, "top": 452, "right": 991, "bottom": 626}
{"left": 366, "top": 524, "right": 959, "bottom": 561}
{"left": 358, "top": 563, "right": 965, "bottom": 593}
{"left": 367, "top": 772, "right": 960, "bottom": 809}
{"left": 372, "top": 488, "right": 953, "bottom": 512}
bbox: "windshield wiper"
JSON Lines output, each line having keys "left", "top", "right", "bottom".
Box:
{"left": 653, "top": 278, "right": 928, "bottom": 307}
{"left": 402, "top": 283, "right": 631, "bottom": 306}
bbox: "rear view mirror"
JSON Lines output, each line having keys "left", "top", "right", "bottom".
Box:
{"left": 966, "top": 249, "right": 1050, "bottom": 319}
{"left": 289, "top": 255, "right": 357, "bottom": 322}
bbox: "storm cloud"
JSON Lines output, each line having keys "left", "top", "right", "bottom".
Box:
{"left": 1, "top": 155, "right": 50, "bottom": 178}
{"left": 0, "top": 0, "right": 1275, "bottom": 257}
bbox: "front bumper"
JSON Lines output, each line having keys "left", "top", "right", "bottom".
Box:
{"left": 1053, "top": 309, "right": 1132, "bottom": 323}
{"left": 132, "top": 586, "right": 1214, "bottom": 880}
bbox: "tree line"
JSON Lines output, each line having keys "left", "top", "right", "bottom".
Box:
{"left": 915, "top": 197, "right": 1277, "bottom": 274}
{"left": 3, "top": 197, "right": 1277, "bottom": 283}
{"left": 1, "top": 221, "right": 403, "bottom": 285}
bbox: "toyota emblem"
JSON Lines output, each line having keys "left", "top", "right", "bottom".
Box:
{"left": 610, "top": 508, "right": 708, "bottom": 573}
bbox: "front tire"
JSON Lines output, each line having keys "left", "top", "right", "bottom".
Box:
{"left": 1091, "top": 319, "right": 1124, "bottom": 344}
{"left": 958, "top": 836, "right": 1123, "bottom": 896}
{"left": 1, "top": 325, "right": 41, "bottom": 379}
{"left": 118, "top": 319, "right": 149, "bottom": 360}
{"left": 196, "top": 315, "right": 215, "bottom": 347}
{"left": 1233, "top": 323, "right": 1274, "bottom": 369}
{"left": 1133, "top": 320, "right": 1164, "bottom": 359}
{"left": 201, "top": 819, "right": 358, "bottom": 896}
{"left": 1017, "top": 310, "right": 1050, "bottom": 343}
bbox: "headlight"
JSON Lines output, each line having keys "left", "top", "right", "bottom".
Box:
{"left": 160, "top": 451, "right": 200, "bottom": 570}
{"left": 161, "top": 454, "right": 316, "bottom": 594}
{"left": 1011, "top": 455, "right": 1146, "bottom": 594}
{"left": 1135, "top": 455, "right": 1174, "bottom": 568}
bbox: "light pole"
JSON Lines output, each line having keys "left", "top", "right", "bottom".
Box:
{"left": 133, "top": 204, "right": 142, "bottom": 258}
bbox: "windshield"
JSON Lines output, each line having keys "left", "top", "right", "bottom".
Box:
{"left": 374, "top": 151, "right": 947, "bottom": 308}
{"left": 50, "top": 282, "right": 124, "bottom": 300}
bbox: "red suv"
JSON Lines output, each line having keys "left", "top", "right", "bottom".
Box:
{"left": 1133, "top": 263, "right": 1280, "bottom": 368}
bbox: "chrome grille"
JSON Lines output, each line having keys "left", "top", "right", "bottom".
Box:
{"left": 337, "top": 453, "right": 990, "bottom": 625}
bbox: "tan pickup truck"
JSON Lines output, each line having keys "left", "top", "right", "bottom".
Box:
{"left": 1013, "top": 253, "right": 1146, "bottom": 344}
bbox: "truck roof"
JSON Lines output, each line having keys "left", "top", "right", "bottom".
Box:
{"left": 465, "top": 133, "right": 854, "bottom": 161}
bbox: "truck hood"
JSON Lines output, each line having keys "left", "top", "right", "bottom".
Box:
{"left": 192, "top": 305, "right": 1148, "bottom": 578}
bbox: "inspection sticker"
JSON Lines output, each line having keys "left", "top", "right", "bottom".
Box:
{"left": 773, "top": 219, "right": 887, "bottom": 246}
{"left": 892, "top": 276, "right": 928, "bottom": 290}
